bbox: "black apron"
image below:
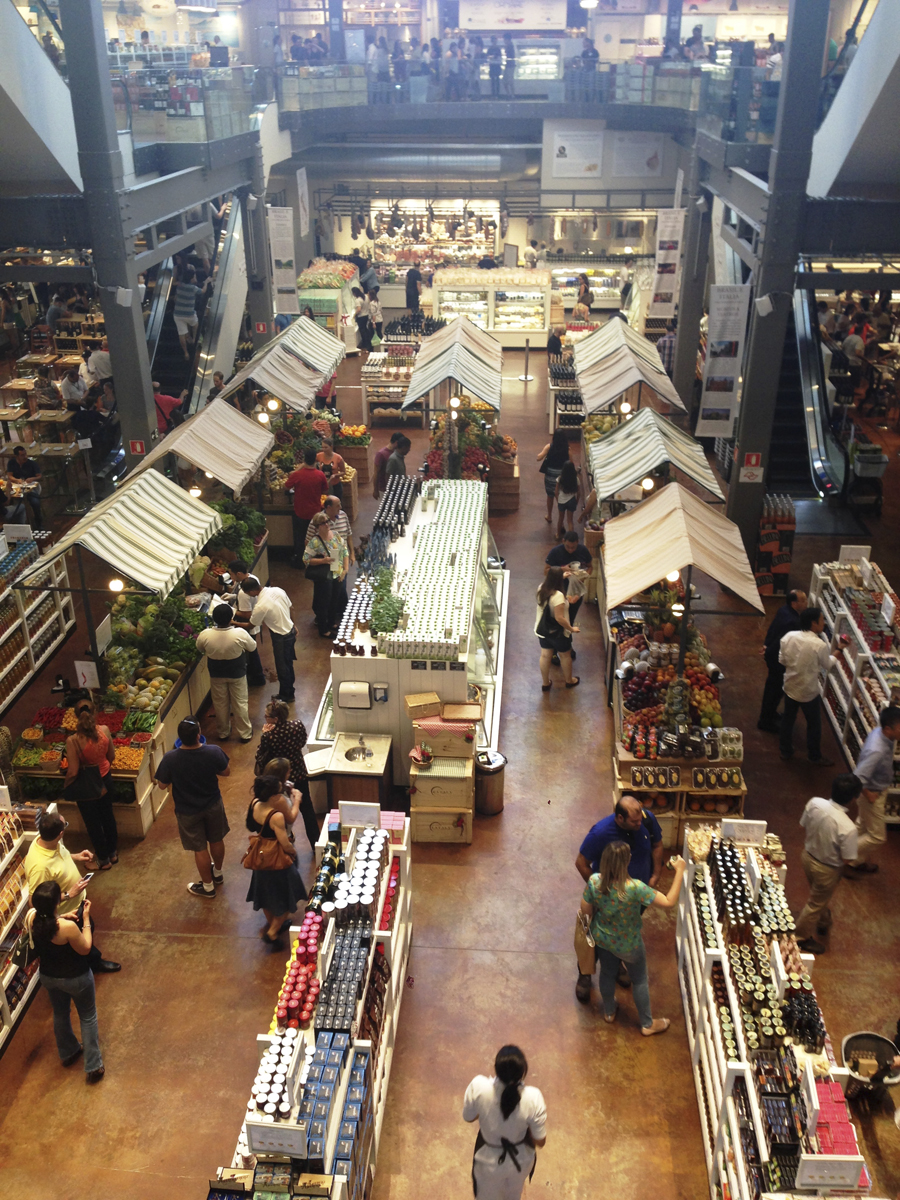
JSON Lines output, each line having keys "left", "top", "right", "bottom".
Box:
{"left": 471, "top": 1129, "right": 537, "bottom": 1197}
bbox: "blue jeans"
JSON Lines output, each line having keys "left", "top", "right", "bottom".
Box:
{"left": 597, "top": 941, "right": 652, "bottom": 1028}
{"left": 40, "top": 970, "right": 103, "bottom": 1072}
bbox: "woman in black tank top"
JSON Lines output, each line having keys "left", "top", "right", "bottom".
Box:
{"left": 29, "top": 881, "right": 105, "bottom": 1081}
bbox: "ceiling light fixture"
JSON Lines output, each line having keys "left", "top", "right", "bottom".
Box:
{"left": 641, "top": 476, "right": 655, "bottom": 491}
{"left": 109, "top": 578, "right": 124, "bottom": 592}
{"left": 189, "top": 486, "right": 202, "bottom": 498}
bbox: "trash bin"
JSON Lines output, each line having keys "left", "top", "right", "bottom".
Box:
{"left": 475, "top": 750, "right": 506, "bottom": 816}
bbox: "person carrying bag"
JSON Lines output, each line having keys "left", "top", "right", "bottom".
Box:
{"left": 243, "top": 776, "right": 307, "bottom": 944}
{"left": 63, "top": 699, "right": 118, "bottom": 870}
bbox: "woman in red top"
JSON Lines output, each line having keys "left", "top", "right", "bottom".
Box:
{"left": 64, "top": 700, "right": 118, "bottom": 869}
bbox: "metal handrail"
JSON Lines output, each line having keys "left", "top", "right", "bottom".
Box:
{"left": 145, "top": 259, "right": 174, "bottom": 371}
{"left": 793, "top": 283, "right": 849, "bottom": 500}
{"left": 186, "top": 201, "right": 243, "bottom": 415}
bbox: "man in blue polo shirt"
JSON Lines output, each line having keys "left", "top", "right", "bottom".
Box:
{"left": 574, "top": 795, "right": 663, "bottom": 1002}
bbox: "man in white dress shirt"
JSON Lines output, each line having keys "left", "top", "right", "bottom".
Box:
{"left": 240, "top": 578, "right": 296, "bottom": 701}
{"left": 779, "top": 606, "right": 836, "bottom": 766}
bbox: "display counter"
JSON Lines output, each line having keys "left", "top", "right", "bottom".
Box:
{"left": 221, "top": 810, "right": 412, "bottom": 1198}
{"left": 433, "top": 269, "right": 551, "bottom": 348}
{"left": 309, "top": 480, "right": 509, "bottom": 786}
{"left": 370, "top": 200, "right": 498, "bottom": 276}
{"left": 809, "top": 557, "right": 900, "bottom": 825}
{"left": 549, "top": 263, "right": 623, "bottom": 309}
{"left": 0, "top": 808, "right": 44, "bottom": 1053}
{"left": 1, "top": 545, "right": 76, "bottom": 716}
{"left": 677, "top": 820, "right": 881, "bottom": 1200}
{"left": 360, "top": 348, "right": 426, "bottom": 428}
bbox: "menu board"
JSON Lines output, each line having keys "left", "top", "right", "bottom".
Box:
{"left": 694, "top": 284, "right": 751, "bottom": 439}
{"left": 647, "top": 208, "right": 685, "bottom": 320}
{"left": 267, "top": 206, "right": 299, "bottom": 316}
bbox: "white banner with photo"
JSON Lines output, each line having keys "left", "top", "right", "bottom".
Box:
{"left": 694, "top": 284, "right": 752, "bottom": 439}
{"left": 612, "top": 132, "right": 664, "bottom": 179}
{"left": 459, "top": 0, "right": 568, "bottom": 29}
{"left": 551, "top": 131, "right": 605, "bottom": 179}
{"left": 647, "top": 208, "right": 685, "bottom": 320}
{"left": 268, "top": 206, "right": 300, "bottom": 316}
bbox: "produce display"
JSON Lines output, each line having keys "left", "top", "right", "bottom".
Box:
{"left": 425, "top": 406, "right": 502, "bottom": 481}
{"left": 581, "top": 412, "right": 621, "bottom": 444}
{"left": 370, "top": 201, "right": 498, "bottom": 273}
{"left": 265, "top": 408, "right": 366, "bottom": 494}
{"left": 296, "top": 259, "right": 357, "bottom": 289}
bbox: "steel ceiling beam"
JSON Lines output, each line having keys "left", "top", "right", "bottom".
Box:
{"left": 0, "top": 264, "right": 93, "bottom": 283}
{"left": 133, "top": 220, "right": 214, "bottom": 272}
{"left": 119, "top": 161, "right": 255, "bottom": 235}
{"left": 702, "top": 164, "right": 771, "bottom": 230}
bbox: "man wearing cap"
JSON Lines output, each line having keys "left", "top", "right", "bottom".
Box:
{"left": 24, "top": 811, "right": 121, "bottom": 972}
{"left": 196, "top": 604, "right": 257, "bottom": 742}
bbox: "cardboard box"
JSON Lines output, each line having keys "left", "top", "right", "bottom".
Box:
{"left": 410, "top": 758, "right": 474, "bottom": 807}
{"left": 412, "top": 721, "right": 475, "bottom": 758}
{"left": 410, "top": 805, "right": 473, "bottom": 844}
{"left": 404, "top": 691, "right": 441, "bottom": 719}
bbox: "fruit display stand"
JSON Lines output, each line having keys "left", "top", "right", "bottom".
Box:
{"left": 0, "top": 548, "right": 76, "bottom": 717}
{"left": 222, "top": 809, "right": 412, "bottom": 1198}
{"left": 676, "top": 821, "right": 881, "bottom": 1200}
{"left": 809, "top": 556, "right": 900, "bottom": 825}
{"left": 361, "top": 350, "right": 427, "bottom": 429}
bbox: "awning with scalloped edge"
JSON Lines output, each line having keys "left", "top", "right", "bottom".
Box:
{"left": 219, "top": 316, "right": 345, "bottom": 412}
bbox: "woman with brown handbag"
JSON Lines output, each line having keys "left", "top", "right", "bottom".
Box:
{"left": 244, "top": 775, "right": 307, "bottom": 943}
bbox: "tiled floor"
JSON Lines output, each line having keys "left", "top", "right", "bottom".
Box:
{"left": 0, "top": 350, "right": 897, "bottom": 1199}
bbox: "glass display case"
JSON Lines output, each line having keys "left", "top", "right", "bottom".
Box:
{"left": 436, "top": 288, "right": 489, "bottom": 329}
{"left": 549, "top": 264, "right": 623, "bottom": 307}
{"left": 478, "top": 40, "right": 562, "bottom": 86}
{"left": 493, "top": 289, "right": 546, "bottom": 331}
{"left": 371, "top": 201, "right": 498, "bottom": 274}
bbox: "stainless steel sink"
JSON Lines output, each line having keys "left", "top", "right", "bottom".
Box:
{"left": 345, "top": 746, "right": 374, "bottom": 761}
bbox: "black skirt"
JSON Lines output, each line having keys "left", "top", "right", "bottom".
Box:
{"left": 245, "top": 862, "right": 307, "bottom": 913}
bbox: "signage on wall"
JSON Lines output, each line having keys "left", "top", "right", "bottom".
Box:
{"left": 612, "top": 133, "right": 664, "bottom": 179}
{"left": 551, "top": 132, "right": 605, "bottom": 180}
{"left": 694, "top": 284, "right": 752, "bottom": 439}
{"left": 255, "top": 322, "right": 268, "bottom": 334}
{"left": 459, "top": 0, "right": 568, "bottom": 29}
{"left": 267, "top": 207, "right": 300, "bottom": 316}
{"left": 129, "top": 440, "right": 145, "bottom": 456}
{"left": 647, "top": 208, "right": 686, "bottom": 320}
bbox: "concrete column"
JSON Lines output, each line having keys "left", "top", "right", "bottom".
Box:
{"left": 327, "top": 0, "right": 346, "bottom": 62}
{"left": 665, "top": 0, "right": 684, "bottom": 46}
{"left": 725, "top": 0, "right": 831, "bottom": 555}
{"left": 59, "top": 0, "right": 157, "bottom": 473}
{"left": 243, "top": 0, "right": 279, "bottom": 66}
{"left": 671, "top": 146, "right": 710, "bottom": 418}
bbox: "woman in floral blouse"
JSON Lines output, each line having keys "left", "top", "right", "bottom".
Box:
{"left": 580, "top": 841, "right": 685, "bottom": 1036}
{"left": 254, "top": 698, "right": 320, "bottom": 850}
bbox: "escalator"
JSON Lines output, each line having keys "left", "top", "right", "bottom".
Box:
{"left": 186, "top": 201, "right": 248, "bottom": 414}
{"left": 765, "top": 286, "right": 848, "bottom": 499}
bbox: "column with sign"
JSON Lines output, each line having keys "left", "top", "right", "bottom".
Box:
{"left": 268, "top": 206, "right": 300, "bottom": 317}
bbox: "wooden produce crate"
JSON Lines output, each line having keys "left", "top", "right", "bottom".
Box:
{"left": 411, "top": 723, "right": 475, "bottom": 759}
{"left": 409, "top": 758, "right": 474, "bottom": 807}
{"left": 488, "top": 459, "right": 520, "bottom": 516}
{"left": 340, "top": 443, "right": 372, "bottom": 485}
{"left": 488, "top": 454, "right": 518, "bottom": 479}
{"left": 409, "top": 806, "right": 473, "bottom": 844}
{"left": 656, "top": 812, "right": 680, "bottom": 850}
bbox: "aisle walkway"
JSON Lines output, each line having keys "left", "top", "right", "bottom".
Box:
{"left": 0, "top": 352, "right": 897, "bottom": 1199}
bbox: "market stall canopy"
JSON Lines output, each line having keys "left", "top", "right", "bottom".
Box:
{"left": 574, "top": 319, "right": 684, "bottom": 412}
{"left": 218, "top": 317, "right": 345, "bottom": 413}
{"left": 588, "top": 408, "right": 724, "bottom": 501}
{"left": 127, "top": 399, "right": 274, "bottom": 495}
{"left": 402, "top": 318, "right": 503, "bottom": 410}
{"left": 602, "top": 483, "right": 763, "bottom": 612}
{"left": 15, "top": 471, "right": 222, "bottom": 598}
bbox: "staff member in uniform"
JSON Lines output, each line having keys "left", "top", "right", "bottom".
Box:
{"left": 227, "top": 559, "right": 267, "bottom": 686}
{"left": 574, "top": 795, "right": 663, "bottom": 1001}
{"left": 794, "top": 774, "right": 861, "bottom": 954}
{"left": 844, "top": 705, "right": 900, "bottom": 876}
{"left": 463, "top": 1045, "right": 547, "bottom": 1200}
{"left": 240, "top": 578, "right": 297, "bottom": 702}
{"left": 196, "top": 604, "right": 257, "bottom": 743}
{"left": 757, "top": 588, "right": 806, "bottom": 733}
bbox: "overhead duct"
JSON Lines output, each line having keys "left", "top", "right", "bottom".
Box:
{"left": 297, "top": 146, "right": 541, "bottom": 183}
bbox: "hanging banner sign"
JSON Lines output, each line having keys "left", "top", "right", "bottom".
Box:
{"left": 694, "top": 283, "right": 752, "bottom": 439}
{"left": 267, "top": 206, "right": 300, "bottom": 316}
{"left": 459, "top": 0, "right": 567, "bottom": 30}
{"left": 296, "top": 168, "right": 310, "bottom": 240}
{"left": 647, "top": 208, "right": 685, "bottom": 320}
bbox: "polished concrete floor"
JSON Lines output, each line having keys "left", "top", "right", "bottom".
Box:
{"left": 0, "top": 351, "right": 898, "bottom": 1200}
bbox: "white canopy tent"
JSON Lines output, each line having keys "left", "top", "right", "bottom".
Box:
{"left": 219, "top": 317, "right": 345, "bottom": 413}
{"left": 587, "top": 408, "right": 724, "bottom": 501}
{"left": 574, "top": 319, "right": 684, "bottom": 412}
{"left": 15, "top": 471, "right": 223, "bottom": 599}
{"left": 402, "top": 318, "right": 503, "bottom": 410}
{"left": 127, "top": 399, "right": 274, "bottom": 495}
{"left": 602, "top": 483, "right": 763, "bottom": 613}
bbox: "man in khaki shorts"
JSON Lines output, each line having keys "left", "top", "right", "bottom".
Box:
{"left": 153, "top": 717, "right": 231, "bottom": 898}
{"left": 794, "top": 774, "right": 860, "bottom": 955}
{"left": 845, "top": 705, "right": 900, "bottom": 876}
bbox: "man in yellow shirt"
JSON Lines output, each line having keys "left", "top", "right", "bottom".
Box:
{"left": 24, "top": 811, "right": 120, "bottom": 973}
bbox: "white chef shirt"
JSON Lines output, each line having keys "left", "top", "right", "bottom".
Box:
{"left": 779, "top": 629, "right": 835, "bottom": 703}
{"left": 89, "top": 349, "right": 112, "bottom": 379}
{"left": 463, "top": 1074, "right": 546, "bottom": 1151}
{"left": 251, "top": 586, "right": 294, "bottom": 636}
{"left": 800, "top": 796, "right": 858, "bottom": 868}
{"left": 236, "top": 589, "right": 259, "bottom": 634}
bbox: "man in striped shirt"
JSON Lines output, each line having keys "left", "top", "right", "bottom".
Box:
{"left": 305, "top": 495, "right": 354, "bottom": 565}
{"left": 173, "top": 267, "right": 212, "bottom": 360}
{"left": 656, "top": 322, "right": 677, "bottom": 378}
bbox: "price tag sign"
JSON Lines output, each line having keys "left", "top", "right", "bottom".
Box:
{"left": 882, "top": 593, "right": 896, "bottom": 625}
{"left": 77, "top": 438, "right": 92, "bottom": 450}
{"left": 74, "top": 660, "right": 100, "bottom": 690}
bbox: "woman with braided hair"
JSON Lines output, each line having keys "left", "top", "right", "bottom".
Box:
{"left": 463, "top": 1045, "right": 546, "bottom": 1198}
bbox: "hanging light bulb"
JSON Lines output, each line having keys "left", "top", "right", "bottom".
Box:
{"left": 267, "top": 398, "right": 280, "bottom": 412}
{"left": 204, "top": 471, "right": 214, "bottom": 479}
{"left": 625, "top": 413, "right": 633, "bottom": 421}
{"left": 108, "top": 578, "right": 124, "bottom": 592}
{"left": 257, "top": 411, "right": 270, "bottom": 423}
{"left": 189, "top": 486, "right": 202, "bottom": 498}
{"left": 619, "top": 400, "right": 632, "bottom": 414}
{"left": 666, "top": 570, "right": 680, "bottom": 583}
{"left": 450, "top": 411, "right": 458, "bottom": 421}
{"left": 449, "top": 396, "right": 460, "bottom": 408}
{"left": 580, "top": 0, "right": 599, "bottom": 8}
{"left": 641, "top": 476, "right": 655, "bottom": 491}
{"left": 671, "top": 602, "right": 685, "bottom": 614}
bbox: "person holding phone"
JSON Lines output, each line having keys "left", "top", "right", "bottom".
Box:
{"left": 26, "top": 881, "right": 106, "bottom": 1081}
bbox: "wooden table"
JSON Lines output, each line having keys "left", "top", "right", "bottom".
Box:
{"left": 53, "top": 354, "right": 84, "bottom": 378}
{"left": 0, "top": 378, "right": 36, "bottom": 394}
{"left": 0, "top": 404, "right": 28, "bottom": 442}
{"left": 16, "top": 353, "right": 58, "bottom": 375}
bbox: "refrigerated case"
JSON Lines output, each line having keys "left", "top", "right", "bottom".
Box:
{"left": 433, "top": 270, "right": 551, "bottom": 346}
{"left": 549, "top": 263, "right": 624, "bottom": 309}
{"left": 435, "top": 287, "right": 490, "bottom": 329}
{"left": 478, "top": 39, "right": 563, "bottom": 94}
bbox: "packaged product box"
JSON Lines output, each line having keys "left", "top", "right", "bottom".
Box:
{"left": 404, "top": 691, "right": 441, "bottom": 719}
{"left": 293, "top": 1176, "right": 332, "bottom": 1197}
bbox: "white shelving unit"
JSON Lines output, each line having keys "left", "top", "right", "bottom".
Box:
{"left": 0, "top": 553, "right": 76, "bottom": 716}
{"left": 676, "top": 823, "right": 868, "bottom": 1200}
{"left": 0, "top": 825, "right": 40, "bottom": 1054}
{"left": 809, "top": 563, "right": 900, "bottom": 825}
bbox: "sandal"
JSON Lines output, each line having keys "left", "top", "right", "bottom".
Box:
{"left": 98, "top": 860, "right": 113, "bottom": 871}
{"left": 541, "top": 683, "right": 552, "bottom": 692}
{"left": 109, "top": 853, "right": 119, "bottom": 865}
{"left": 565, "top": 677, "right": 581, "bottom": 689}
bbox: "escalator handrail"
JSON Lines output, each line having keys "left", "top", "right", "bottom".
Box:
{"left": 185, "top": 201, "right": 241, "bottom": 415}
{"left": 145, "top": 259, "right": 174, "bottom": 371}
{"left": 793, "top": 283, "right": 849, "bottom": 499}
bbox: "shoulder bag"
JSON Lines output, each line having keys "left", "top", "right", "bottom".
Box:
{"left": 535, "top": 601, "right": 564, "bottom": 640}
{"left": 242, "top": 807, "right": 295, "bottom": 872}
{"left": 62, "top": 737, "right": 106, "bottom": 802}
{"left": 574, "top": 909, "right": 596, "bottom": 976}
{"left": 304, "top": 535, "right": 331, "bottom": 582}
{"left": 11, "top": 910, "right": 39, "bottom": 972}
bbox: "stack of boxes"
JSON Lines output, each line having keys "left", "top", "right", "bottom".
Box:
{"left": 613, "top": 61, "right": 655, "bottom": 105}
{"left": 653, "top": 63, "right": 702, "bottom": 111}
{"left": 754, "top": 495, "right": 796, "bottom": 596}
{"left": 405, "top": 692, "right": 477, "bottom": 844}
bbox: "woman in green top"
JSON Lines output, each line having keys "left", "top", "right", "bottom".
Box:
{"left": 580, "top": 841, "right": 685, "bottom": 1036}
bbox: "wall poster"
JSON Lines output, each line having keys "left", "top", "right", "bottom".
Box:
{"left": 551, "top": 131, "right": 605, "bottom": 179}
{"left": 612, "top": 132, "right": 664, "bottom": 179}
{"left": 647, "top": 208, "right": 685, "bottom": 320}
{"left": 267, "top": 206, "right": 299, "bottom": 316}
{"left": 459, "top": 0, "right": 568, "bottom": 29}
{"left": 694, "top": 284, "right": 752, "bottom": 439}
